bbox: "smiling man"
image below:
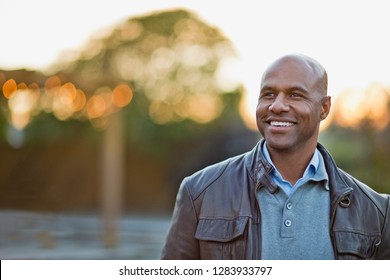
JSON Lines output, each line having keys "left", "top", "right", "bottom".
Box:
{"left": 161, "top": 54, "right": 390, "bottom": 260}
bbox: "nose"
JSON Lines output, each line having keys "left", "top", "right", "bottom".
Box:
{"left": 269, "top": 93, "right": 289, "bottom": 113}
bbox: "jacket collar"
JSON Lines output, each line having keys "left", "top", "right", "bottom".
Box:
{"left": 246, "top": 139, "right": 353, "bottom": 198}
{"left": 246, "top": 139, "right": 278, "bottom": 194}
{"left": 316, "top": 143, "right": 354, "bottom": 207}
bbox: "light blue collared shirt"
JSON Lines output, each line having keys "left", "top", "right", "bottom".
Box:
{"left": 262, "top": 142, "right": 328, "bottom": 196}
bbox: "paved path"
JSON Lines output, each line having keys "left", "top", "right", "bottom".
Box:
{"left": 0, "top": 211, "right": 171, "bottom": 259}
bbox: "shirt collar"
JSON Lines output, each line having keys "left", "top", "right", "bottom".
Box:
{"left": 261, "top": 142, "right": 328, "bottom": 190}
{"left": 262, "top": 142, "right": 319, "bottom": 171}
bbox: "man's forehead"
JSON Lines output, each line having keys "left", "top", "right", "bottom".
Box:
{"left": 265, "top": 54, "right": 318, "bottom": 74}
{"left": 260, "top": 54, "right": 328, "bottom": 96}
{"left": 261, "top": 54, "right": 324, "bottom": 83}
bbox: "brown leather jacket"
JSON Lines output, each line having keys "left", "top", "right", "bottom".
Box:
{"left": 161, "top": 140, "right": 390, "bottom": 259}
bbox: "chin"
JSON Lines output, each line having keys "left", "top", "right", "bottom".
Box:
{"left": 266, "top": 140, "right": 294, "bottom": 151}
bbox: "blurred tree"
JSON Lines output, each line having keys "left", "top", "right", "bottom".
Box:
{"left": 0, "top": 9, "right": 258, "bottom": 213}
{"left": 52, "top": 9, "right": 249, "bottom": 147}
{"left": 51, "top": 9, "right": 258, "bottom": 207}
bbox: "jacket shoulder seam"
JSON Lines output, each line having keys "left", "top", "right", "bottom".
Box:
{"left": 183, "top": 156, "right": 236, "bottom": 200}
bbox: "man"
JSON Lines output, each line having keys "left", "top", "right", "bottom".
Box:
{"left": 161, "top": 54, "right": 390, "bottom": 259}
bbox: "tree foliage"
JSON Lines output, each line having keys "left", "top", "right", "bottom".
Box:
{"left": 48, "top": 9, "right": 252, "bottom": 155}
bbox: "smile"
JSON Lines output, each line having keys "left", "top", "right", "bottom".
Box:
{"left": 270, "top": 121, "right": 295, "bottom": 127}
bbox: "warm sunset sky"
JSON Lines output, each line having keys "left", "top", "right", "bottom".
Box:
{"left": 1, "top": 0, "right": 390, "bottom": 125}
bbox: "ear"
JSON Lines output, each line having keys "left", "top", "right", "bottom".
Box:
{"left": 320, "top": 96, "right": 331, "bottom": 121}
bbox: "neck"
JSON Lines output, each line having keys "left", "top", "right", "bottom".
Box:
{"left": 267, "top": 143, "right": 316, "bottom": 186}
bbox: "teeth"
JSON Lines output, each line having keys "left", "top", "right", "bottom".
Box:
{"left": 270, "top": 121, "right": 294, "bottom": 127}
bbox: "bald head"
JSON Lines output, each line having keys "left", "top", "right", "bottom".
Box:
{"left": 262, "top": 54, "right": 328, "bottom": 96}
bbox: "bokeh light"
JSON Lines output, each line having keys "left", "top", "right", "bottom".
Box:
{"left": 2, "top": 79, "right": 17, "bottom": 99}
{"left": 333, "top": 84, "right": 390, "bottom": 130}
{"left": 112, "top": 84, "right": 133, "bottom": 108}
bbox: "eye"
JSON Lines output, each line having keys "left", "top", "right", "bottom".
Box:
{"left": 290, "top": 92, "right": 304, "bottom": 98}
{"left": 260, "top": 91, "right": 275, "bottom": 98}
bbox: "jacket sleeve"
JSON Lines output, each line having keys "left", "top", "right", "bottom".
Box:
{"left": 377, "top": 194, "right": 390, "bottom": 259}
{"left": 161, "top": 178, "right": 200, "bottom": 259}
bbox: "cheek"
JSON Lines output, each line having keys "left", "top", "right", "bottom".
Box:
{"left": 292, "top": 102, "right": 318, "bottom": 117}
{"left": 299, "top": 106, "right": 323, "bottom": 125}
{"left": 256, "top": 102, "right": 268, "bottom": 117}
{"left": 255, "top": 104, "right": 264, "bottom": 128}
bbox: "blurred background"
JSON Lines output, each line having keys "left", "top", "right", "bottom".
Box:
{"left": 1, "top": 0, "right": 389, "bottom": 259}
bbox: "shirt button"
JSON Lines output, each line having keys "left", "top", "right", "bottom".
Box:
{"left": 284, "top": 219, "right": 292, "bottom": 227}
{"left": 286, "top": 203, "right": 293, "bottom": 210}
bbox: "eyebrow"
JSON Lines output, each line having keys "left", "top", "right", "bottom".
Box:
{"left": 259, "top": 86, "right": 274, "bottom": 93}
{"left": 288, "top": 86, "right": 309, "bottom": 94}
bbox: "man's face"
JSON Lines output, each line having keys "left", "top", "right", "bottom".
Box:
{"left": 256, "top": 57, "right": 330, "bottom": 154}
